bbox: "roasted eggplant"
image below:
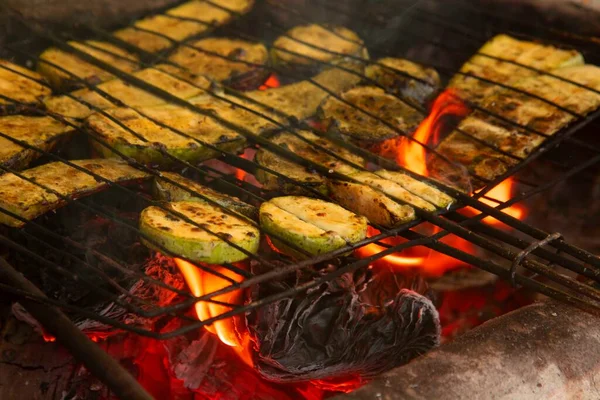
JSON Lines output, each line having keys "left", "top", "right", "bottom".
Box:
{"left": 271, "top": 24, "right": 368, "bottom": 76}
{"left": 365, "top": 57, "right": 440, "bottom": 105}
{"left": 153, "top": 172, "right": 257, "bottom": 219}
{"left": 165, "top": 37, "right": 269, "bottom": 90}
{"left": 38, "top": 41, "right": 139, "bottom": 91}
{"left": 0, "top": 115, "right": 75, "bottom": 170}
{"left": 139, "top": 200, "right": 260, "bottom": 264}
{"left": 0, "top": 60, "right": 52, "bottom": 113}
{"left": 448, "top": 34, "right": 584, "bottom": 103}
{"left": 0, "top": 159, "right": 149, "bottom": 227}
{"left": 114, "top": 0, "right": 255, "bottom": 53}
{"left": 259, "top": 196, "right": 368, "bottom": 258}
{"left": 319, "top": 86, "right": 423, "bottom": 146}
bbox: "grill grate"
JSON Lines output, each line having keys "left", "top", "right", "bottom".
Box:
{"left": 0, "top": 0, "right": 599, "bottom": 342}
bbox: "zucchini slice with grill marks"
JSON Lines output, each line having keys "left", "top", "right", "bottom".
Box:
{"left": 259, "top": 196, "right": 367, "bottom": 258}
{"left": 0, "top": 60, "right": 52, "bottom": 113}
{"left": 38, "top": 41, "right": 139, "bottom": 91}
{"left": 114, "top": 0, "right": 255, "bottom": 54}
{"left": 44, "top": 66, "right": 212, "bottom": 119}
{"left": 374, "top": 170, "right": 454, "bottom": 209}
{"left": 319, "top": 86, "right": 423, "bottom": 146}
{"left": 153, "top": 172, "right": 257, "bottom": 219}
{"left": 448, "top": 34, "right": 584, "bottom": 103}
{"left": 254, "top": 129, "right": 363, "bottom": 194}
{"left": 0, "top": 159, "right": 149, "bottom": 227}
{"left": 350, "top": 171, "right": 437, "bottom": 211}
{"left": 328, "top": 180, "right": 416, "bottom": 228}
{"left": 365, "top": 58, "right": 440, "bottom": 105}
{"left": 85, "top": 102, "right": 247, "bottom": 168}
{"left": 165, "top": 37, "right": 269, "bottom": 90}
{"left": 0, "top": 115, "right": 76, "bottom": 170}
{"left": 139, "top": 201, "right": 260, "bottom": 264}
{"left": 271, "top": 24, "right": 368, "bottom": 75}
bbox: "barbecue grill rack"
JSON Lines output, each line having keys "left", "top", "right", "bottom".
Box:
{"left": 0, "top": 0, "right": 600, "bottom": 341}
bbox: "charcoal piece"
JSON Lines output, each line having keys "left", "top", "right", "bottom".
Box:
{"left": 246, "top": 268, "right": 440, "bottom": 383}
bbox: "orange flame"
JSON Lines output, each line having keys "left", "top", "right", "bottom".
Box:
{"left": 259, "top": 74, "right": 281, "bottom": 90}
{"left": 174, "top": 258, "right": 253, "bottom": 367}
{"left": 463, "top": 178, "right": 525, "bottom": 226}
{"left": 396, "top": 90, "right": 469, "bottom": 176}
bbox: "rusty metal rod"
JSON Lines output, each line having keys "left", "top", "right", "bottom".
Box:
{"left": 0, "top": 256, "right": 153, "bottom": 400}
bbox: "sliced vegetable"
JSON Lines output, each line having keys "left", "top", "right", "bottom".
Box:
{"left": 350, "top": 171, "right": 436, "bottom": 211}
{"left": 139, "top": 201, "right": 260, "bottom": 264}
{"left": 365, "top": 58, "right": 440, "bottom": 105}
{"left": 44, "top": 66, "right": 212, "bottom": 119}
{"left": 153, "top": 172, "right": 256, "bottom": 219}
{"left": 260, "top": 196, "right": 367, "bottom": 257}
{"left": 38, "top": 41, "right": 139, "bottom": 91}
{"left": 448, "top": 34, "right": 584, "bottom": 103}
{"left": 374, "top": 169, "right": 454, "bottom": 209}
{"left": 328, "top": 180, "right": 415, "bottom": 227}
{"left": 271, "top": 24, "right": 368, "bottom": 74}
{"left": 114, "top": 0, "right": 255, "bottom": 53}
{"left": 319, "top": 86, "right": 422, "bottom": 145}
{"left": 165, "top": 37, "right": 269, "bottom": 90}
{"left": 0, "top": 60, "right": 51, "bottom": 113}
{"left": 0, "top": 115, "right": 75, "bottom": 170}
{"left": 0, "top": 159, "right": 149, "bottom": 227}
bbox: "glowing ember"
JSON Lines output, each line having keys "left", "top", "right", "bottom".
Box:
{"left": 174, "top": 258, "right": 253, "bottom": 366}
{"left": 395, "top": 90, "right": 469, "bottom": 176}
{"left": 235, "top": 148, "right": 254, "bottom": 182}
{"left": 259, "top": 74, "right": 281, "bottom": 90}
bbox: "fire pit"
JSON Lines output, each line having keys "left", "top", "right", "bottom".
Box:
{"left": 0, "top": 0, "right": 600, "bottom": 399}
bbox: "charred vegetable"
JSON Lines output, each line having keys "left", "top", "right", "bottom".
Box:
{"left": 153, "top": 172, "right": 257, "bottom": 219}
{"left": 436, "top": 64, "right": 600, "bottom": 184}
{"left": 44, "top": 66, "right": 212, "bottom": 120}
{"left": 85, "top": 101, "right": 247, "bottom": 168}
{"left": 271, "top": 24, "right": 368, "bottom": 75}
{"left": 448, "top": 34, "right": 584, "bottom": 103}
{"left": 0, "top": 60, "right": 52, "bottom": 114}
{"left": 365, "top": 58, "right": 440, "bottom": 105}
{"left": 38, "top": 41, "right": 139, "bottom": 91}
{"left": 259, "top": 196, "right": 367, "bottom": 258}
{"left": 247, "top": 266, "right": 440, "bottom": 383}
{"left": 165, "top": 37, "right": 269, "bottom": 90}
{"left": 374, "top": 169, "right": 454, "bottom": 209}
{"left": 114, "top": 0, "right": 255, "bottom": 53}
{"left": 319, "top": 86, "right": 423, "bottom": 146}
{"left": 254, "top": 129, "right": 363, "bottom": 194}
{"left": 139, "top": 201, "right": 260, "bottom": 264}
{"left": 0, "top": 115, "right": 75, "bottom": 170}
{"left": 0, "top": 159, "right": 149, "bottom": 227}
{"left": 328, "top": 180, "right": 416, "bottom": 227}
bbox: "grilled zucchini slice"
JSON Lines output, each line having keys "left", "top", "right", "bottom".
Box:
{"left": 165, "top": 37, "right": 269, "bottom": 90}
{"left": 328, "top": 180, "right": 415, "bottom": 227}
{"left": 365, "top": 58, "right": 440, "bottom": 105}
{"left": 0, "top": 159, "right": 148, "bottom": 227}
{"left": 38, "top": 41, "right": 139, "bottom": 91}
{"left": 153, "top": 172, "right": 256, "bottom": 219}
{"left": 374, "top": 170, "right": 454, "bottom": 209}
{"left": 114, "top": 0, "right": 255, "bottom": 53}
{"left": 448, "top": 34, "right": 584, "bottom": 103}
{"left": 350, "top": 171, "right": 437, "bottom": 211}
{"left": 0, "top": 115, "right": 75, "bottom": 170}
{"left": 0, "top": 60, "right": 52, "bottom": 113}
{"left": 271, "top": 24, "right": 368, "bottom": 75}
{"left": 44, "top": 66, "right": 212, "bottom": 119}
{"left": 437, "top": 64, "right": 600, "bottom": 184}
{"left": 139, "top": 201, "right": 260, "bottom": 264}
{"left": 86, "top": 102, "right": 247, "bottom": 168}
{"left": 259, "top": 196, "right": 367, "bottom": 257}
{"left": 254, "top": 129, "right": 364, "bottom": 194}
{"left": 319, "top": 86, "right": 423, "bottom": 146}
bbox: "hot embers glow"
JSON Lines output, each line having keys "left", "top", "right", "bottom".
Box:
{"left": 259, "top": 74, "right": 281, "bottom": 90}
{"left": 173, "top": 258, "right": 253, "bottom": 367}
